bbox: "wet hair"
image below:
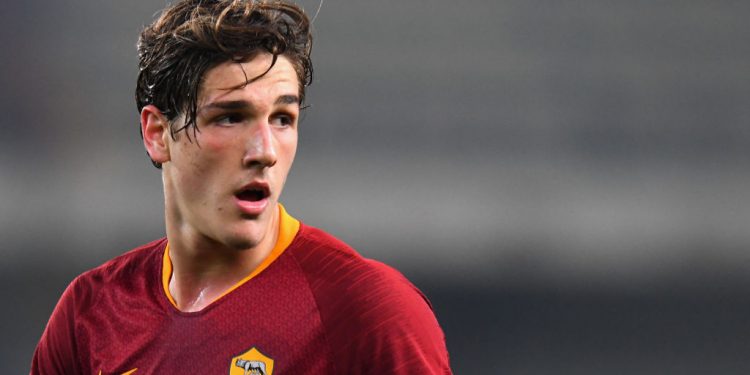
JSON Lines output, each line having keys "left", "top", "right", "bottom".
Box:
{"left": 135, "top": 0, "right": 313, "bottom": 168}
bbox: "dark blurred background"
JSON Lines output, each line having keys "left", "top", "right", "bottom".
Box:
{"left": 2, "top": 0, "right": 749, "bottom": 373}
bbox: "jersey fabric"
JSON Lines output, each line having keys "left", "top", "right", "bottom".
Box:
{"left": 31, "top": 206, "right": 451, "bottom": 374}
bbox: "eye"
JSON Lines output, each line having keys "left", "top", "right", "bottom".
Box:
{"left": 214, "top": 113, "right": 244, "bottom": 126}
{"left": 270, "top": 112, "right": 296, "bottom": 128}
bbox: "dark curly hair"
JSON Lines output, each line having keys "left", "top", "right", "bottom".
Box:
{"left": 135, "top": 0, "right": 313, "bottom": 167}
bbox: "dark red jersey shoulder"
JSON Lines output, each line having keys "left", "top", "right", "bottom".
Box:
{"left": 288, "top": 223, "right": 452, "bottom": 374}
{"left": 31, "top": 238, "right": 167, "bottom": 375}
{"left": 289, "top": 223, "right": 428, "bottom": 301}
{"left": 289, "top": 223, "right": 430, "bottom": 304}
{"left": 75, "top": 238, "right": 166, "bottom": 295}
{"left": 49, "top": 238, "right": 166, "bottom": 325}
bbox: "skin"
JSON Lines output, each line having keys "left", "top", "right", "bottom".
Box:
{"left": 141, "top": 53, "right": 300, "bottom": 312}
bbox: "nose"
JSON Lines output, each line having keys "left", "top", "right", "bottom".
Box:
{"left": 242, "top": 121, "right": 277, "bottom": 168}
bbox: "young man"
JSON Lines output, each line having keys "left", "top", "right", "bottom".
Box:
{"left": 32, "top": 1, "right": 451, "bottom": 374}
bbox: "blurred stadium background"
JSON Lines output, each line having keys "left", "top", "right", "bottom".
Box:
{"left": 1, "top": 0, "right": 749, "bottom": 373}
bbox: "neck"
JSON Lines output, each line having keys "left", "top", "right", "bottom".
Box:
{"left": 164, "top": 206, "right": 280, "bottom": 313}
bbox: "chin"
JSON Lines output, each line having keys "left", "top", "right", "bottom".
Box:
{"left": 219, "top": 232, "right": 261, "bottom": 251}
{"left": 220, "top": 226, "right": 267, "bottom": 251}
{"left": 218, "top": 206, "right": 275, "bottom": 251}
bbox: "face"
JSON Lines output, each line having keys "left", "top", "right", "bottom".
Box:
{"left": 159, "top": 54, "right": 300, "bottom": 251}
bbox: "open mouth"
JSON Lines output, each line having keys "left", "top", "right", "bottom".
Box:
{"left": 235, "top": 184, "right": 270, "bottom": 202}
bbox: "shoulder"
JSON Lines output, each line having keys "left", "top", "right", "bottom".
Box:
{"left": 287, "top": 223, "right": 368, "bottom": 277}
{"left": 66, "top": 238, "right": 167, "bottom": 310}
{"left": 32, "top": 238, "right": 167, "bottom": 374}
{"left": 289, "top": 224, "right": 423, "bottom": 304}
{"left": 287, "top": 224, "right": 452, "bottom": 374}
{"left": 83, "top": 237, "right": 166, "bottom": 280}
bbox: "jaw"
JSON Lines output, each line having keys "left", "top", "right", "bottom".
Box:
{"left": 221, "top": 201, "right": 280, "bottom": 251}
{"left": 162, "top": 189, "right": 278, "bottom": 257}
{"left": 163, "top": 202, "right": 281, "bottom": 266}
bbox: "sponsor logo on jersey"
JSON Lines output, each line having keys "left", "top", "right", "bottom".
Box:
{"left": 229, "top": 347, "right": 274, "bottom": 375}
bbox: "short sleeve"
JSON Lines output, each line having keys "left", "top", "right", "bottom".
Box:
{"left": 300, "top": 252, "right": 452, "bottom": 374}
{"left": 337, "top": 263, "right": 452, "bottom": 375}
{"left": 31, "top": 278, "right": 82, "bottom": 375}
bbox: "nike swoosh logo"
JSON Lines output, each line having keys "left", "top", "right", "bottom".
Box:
{"left": 98, "top": 369, "right": 138, "bottom": 375}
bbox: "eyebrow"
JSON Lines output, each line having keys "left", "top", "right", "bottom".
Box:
{"left": 275, "top": 94, "right": 300, "bottom": 105}
{"left": 198, "top": 95, "right": 300, "bottom": 114}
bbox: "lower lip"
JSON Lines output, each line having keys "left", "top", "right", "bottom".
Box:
{"left": 234, "top": 196, "right": 269, "bottom": 216}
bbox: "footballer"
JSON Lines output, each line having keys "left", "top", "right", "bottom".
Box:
{"left": 31, "top": 1, "right": 451, "bottom": 374}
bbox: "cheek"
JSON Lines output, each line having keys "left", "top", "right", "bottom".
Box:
{"left": 200, "top": 133, "right": 235, "bottom": 152}
{"left": 279, "top": 132, "right": 298, "bottom": 164}
{"left": 171, "top": 139, "right": 229, "bottom": 190}
{"left": 183, "top": 134, "right": 240, "bottom": 168}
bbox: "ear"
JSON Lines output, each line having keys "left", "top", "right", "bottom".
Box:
{"left": 140, "top": 105, "right": 171, "bottom": 165}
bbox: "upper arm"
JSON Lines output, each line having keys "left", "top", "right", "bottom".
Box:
{"left": 344, "top": 270, "right": 452, "bottom": 375}
{"left": 311, "top": 259, "right": 452, "bottom": 374}
{"left": 31, "top": 279, "right": 81, "bottom": 375}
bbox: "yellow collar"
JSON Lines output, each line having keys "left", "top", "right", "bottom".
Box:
{"left": 161, "top": 204, "right": 300, "bottom": 309}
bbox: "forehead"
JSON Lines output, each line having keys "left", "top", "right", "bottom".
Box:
{"left": 199, "top": 54, "right": 299, "bottom": 103}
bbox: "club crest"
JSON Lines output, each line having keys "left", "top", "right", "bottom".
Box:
{"left": 229, "top": 347, "right": 274, "bottom": 375}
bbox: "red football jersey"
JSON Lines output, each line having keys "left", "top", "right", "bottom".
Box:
{"left": 31, "top": 206, "right": 451, "bottom": 374}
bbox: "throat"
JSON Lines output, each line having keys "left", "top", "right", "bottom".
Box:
{"left": 169, "top": 276, "right": 234, "bottom": 312}
{"left": 167, "top": 254, "right": 251, "bottom": 312}
{"left": 181, "top": 288, "right": 208, "bottom": 312}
